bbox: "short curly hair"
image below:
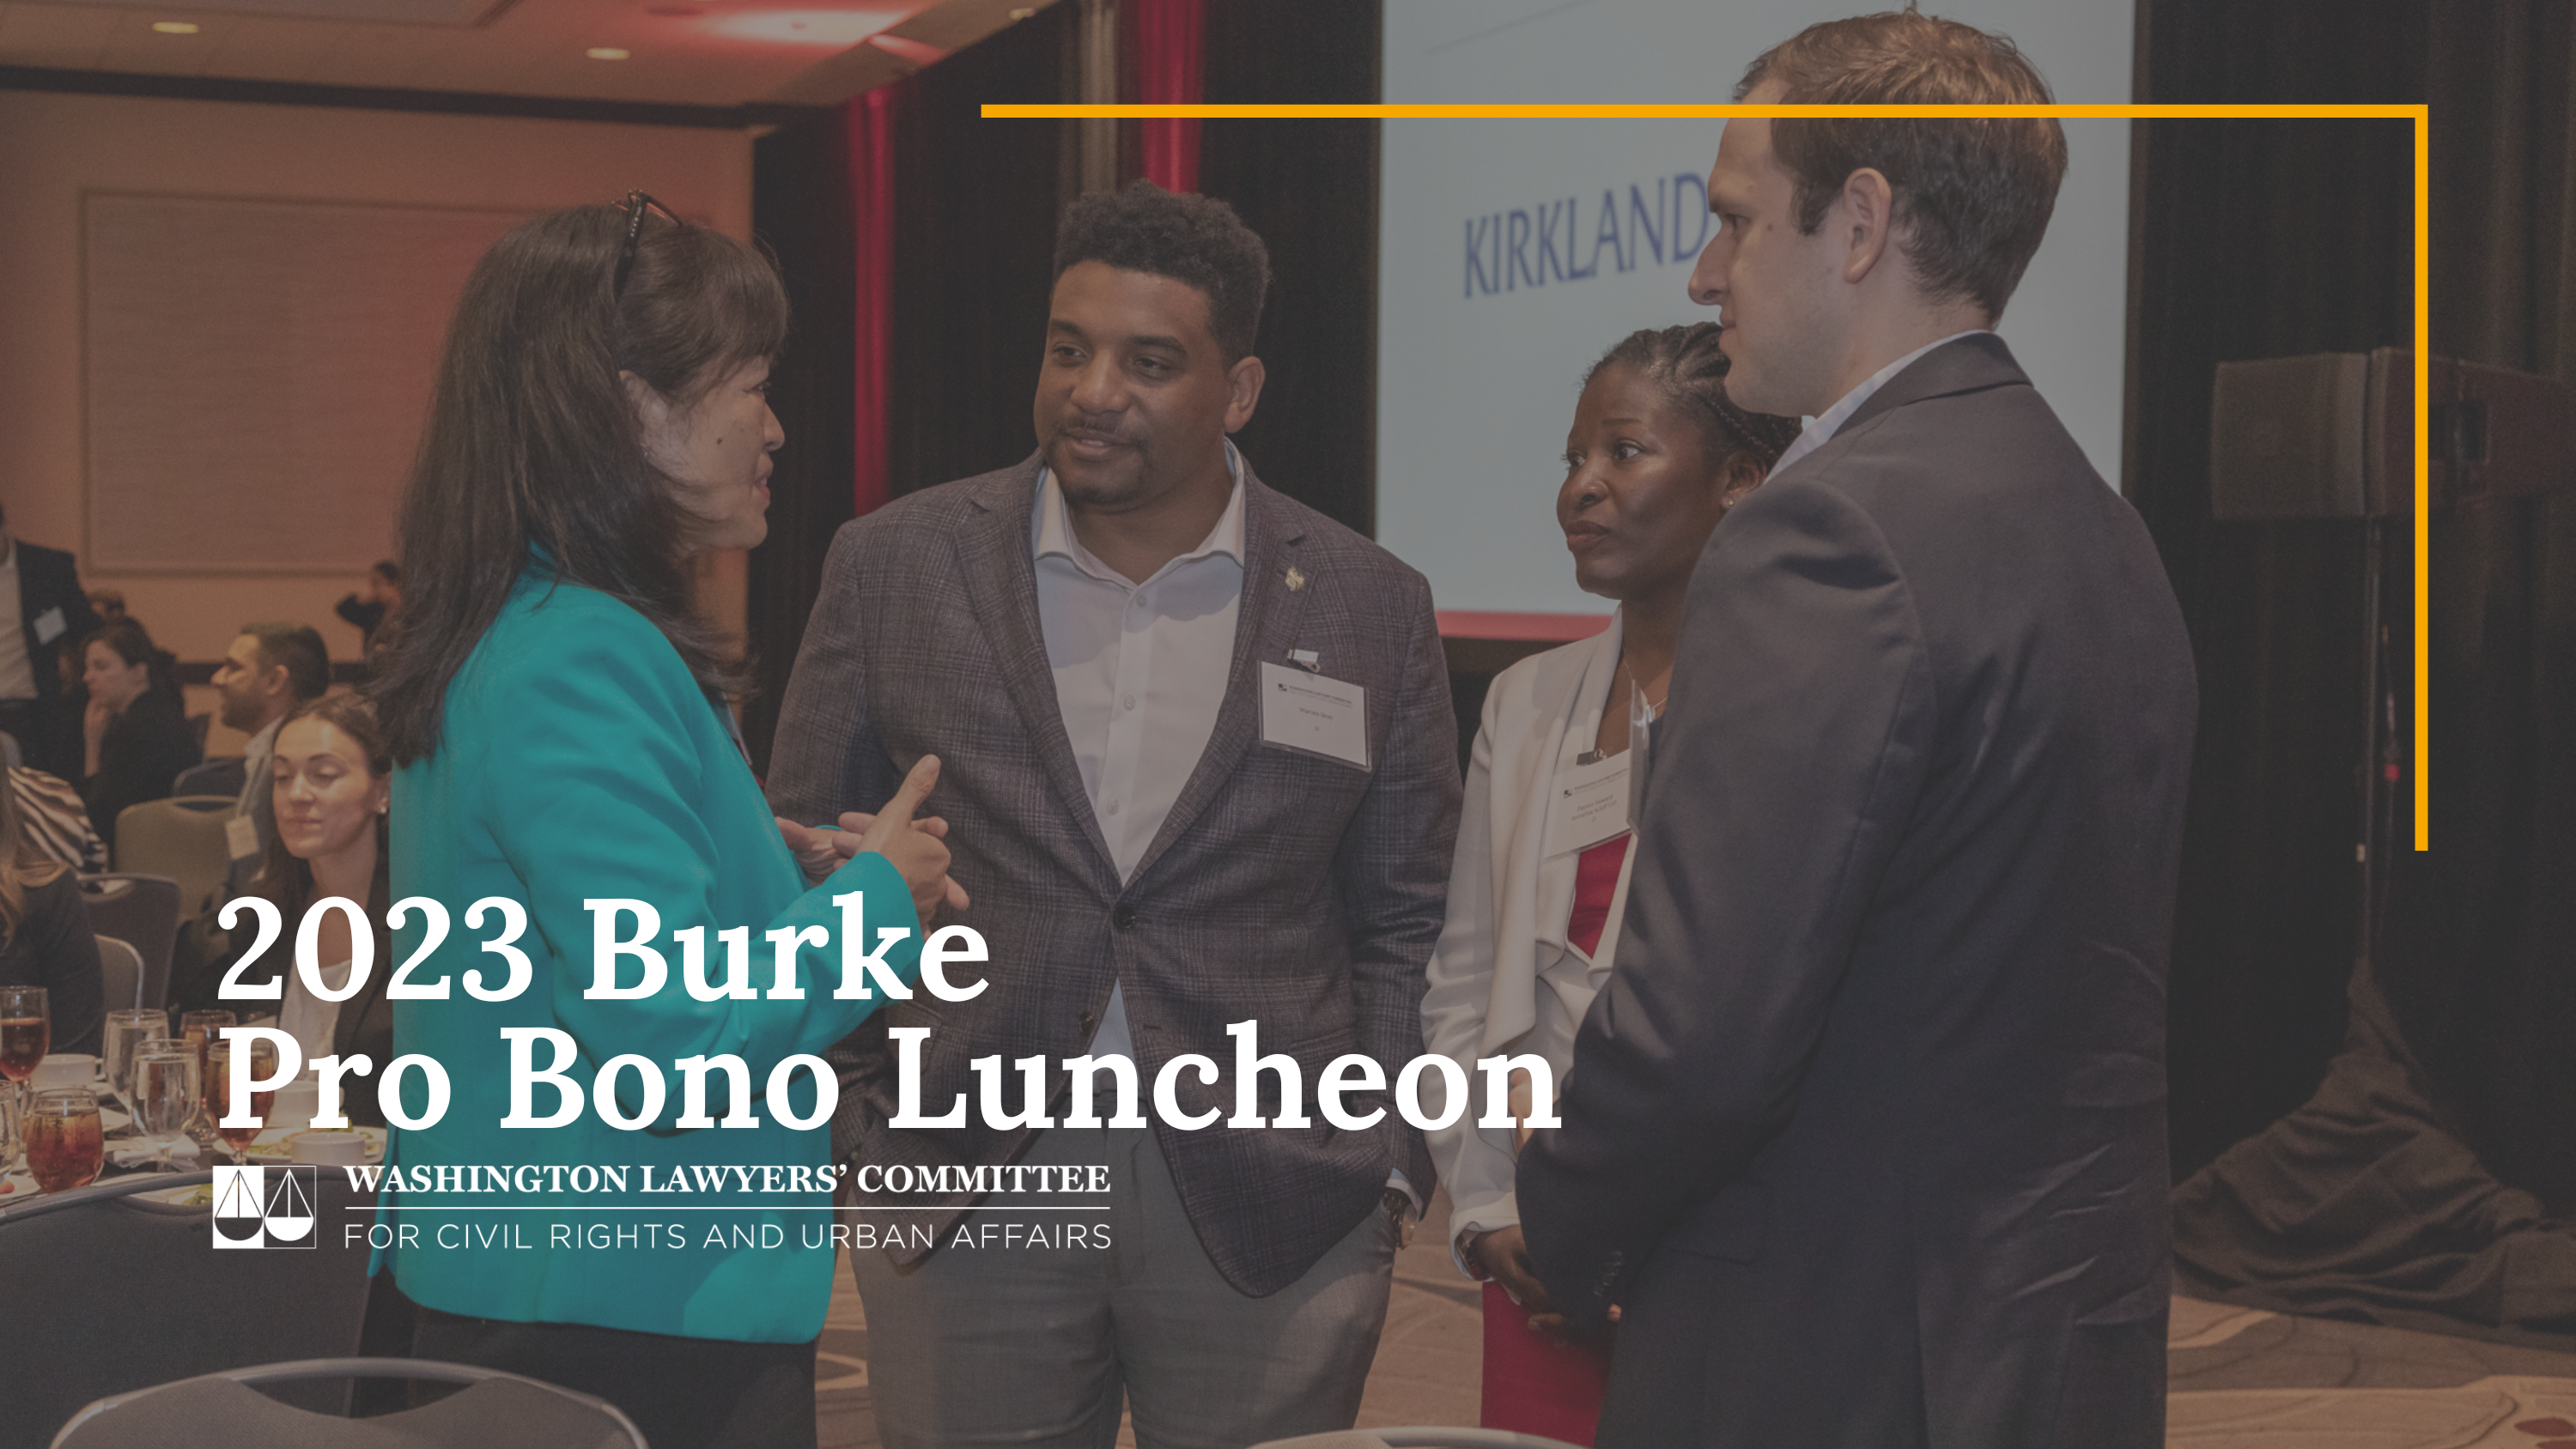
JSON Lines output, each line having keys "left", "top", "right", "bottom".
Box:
{"left": 1054, "top": 181, "right": 1272, "bottom": 363}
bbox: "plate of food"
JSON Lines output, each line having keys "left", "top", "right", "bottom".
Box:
{"left": 244, "top": 1125, "right": 387, "bottom": 1163}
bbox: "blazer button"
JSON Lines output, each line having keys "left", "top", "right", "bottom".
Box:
{"left": 1112, "top": 905, "right": 1139, "bottom": 930}
{"left": 1078, "top": 1011, "right": 1098, "bottom": 1033}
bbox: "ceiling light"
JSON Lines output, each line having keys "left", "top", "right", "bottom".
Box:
{"left": 711, "top": 9, "right": 908, "bottom": 46}
{"left": 586, "top": 45, "right": 631, "bottom": 59}
{"left": 1009, "top": 6, "right": 1036, "bottom": 17}
{"left": 868, "top": 32, "right": 945, "bottom": 64}
{"left": 152, "top": 20, "right": 199, "bottom": 33}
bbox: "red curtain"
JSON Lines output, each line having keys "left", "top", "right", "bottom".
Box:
{"left": 846, "top": 85, "right": 901, "bottom": 517}
{"left": 1128, "top": 0, "right": 1205, "bottom": 191}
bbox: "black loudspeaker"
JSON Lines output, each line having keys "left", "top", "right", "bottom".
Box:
{"left": 2208, "top": 349, "right": 2569, "bottom": 519}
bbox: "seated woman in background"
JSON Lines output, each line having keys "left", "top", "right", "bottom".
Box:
{"left": 169, "top": 691, "right": 392, "bottom": 1124}
{"left": 1419, "top": 323, "right": 1801, "bottom": 1446}
{"left": 0, "top": 751, "right": 106, "bottom": 1057}
{"left": 78, "top": 619, "right": 200, "bottom": 851}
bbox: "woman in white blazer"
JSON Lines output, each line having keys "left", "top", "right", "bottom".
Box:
{"left": 1423, "top": 323, "right": 1800, "bottom": 1444}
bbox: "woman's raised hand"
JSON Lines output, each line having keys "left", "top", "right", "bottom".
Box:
{"left": 852, "top": 755, "right": 968, "bottom": 923}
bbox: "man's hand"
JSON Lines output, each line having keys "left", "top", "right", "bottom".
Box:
{"left": 775, "top": 816, "right": 848, "bottom": 885}
{"left": 854, "top": 755, "right": 968, "bottom": 922}
{"left": 775, "top": 769, "right": 963, "bottom": 909}
{"left": 1465, "top": 1224, "right": 1578, "bottom": 1343}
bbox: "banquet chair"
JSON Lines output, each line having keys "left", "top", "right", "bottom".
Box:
{"left": 1251, "top": 1433, "right": 1587, "bottom": 1448}
{"left": 0, "top": 730, "right": 19, "bottom": 768}
{"left": 93, "top": 936, "right": 148, "bottom": 1014}
{"left": 0, "top": 1170, "right": 375, "bottom": 1449}
{"left": 76, "top": 874, "right": 179, "bottom": 1009}
{"left": 173, "top": 755, "right": 247, "bottom": 800}
{"left": 51, "top": 1359, "right": 647, "bottom": 1449}
{"left": 107, "top": 797, "right": 231, "bottom": 913}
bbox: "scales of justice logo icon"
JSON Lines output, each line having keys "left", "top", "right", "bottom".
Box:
{"left": 212, "top": 1165, "right": 318, "bottom": 1250}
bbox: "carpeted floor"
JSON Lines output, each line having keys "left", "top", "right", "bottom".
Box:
{"left": 813, "top": 1191, "right": 2576, "bottom": 1447}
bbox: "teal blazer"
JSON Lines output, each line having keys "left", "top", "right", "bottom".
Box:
{"left": 383, "top": 568, "right": 922, "bottom": 1343}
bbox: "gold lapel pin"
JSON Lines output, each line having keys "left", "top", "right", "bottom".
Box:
{"left": 1285, "top": 566, "right": 1307, "bottom": 592}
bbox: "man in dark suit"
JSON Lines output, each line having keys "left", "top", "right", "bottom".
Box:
{"left": 0, "top": 503, "right": 104, "bottom": 780}
{"left": 767, "top": 182, "right": 1459, "bottom": 1449}
{"left": 1517, "top": 15, "right": 2198, "bottom": 1448}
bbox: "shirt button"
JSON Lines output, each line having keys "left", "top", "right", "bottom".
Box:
{"left": 1105, "top": 800, "right": 1121, "bottom": 815}
{"left": 1121, "top": 695, "right": 1136, "bottom": 711}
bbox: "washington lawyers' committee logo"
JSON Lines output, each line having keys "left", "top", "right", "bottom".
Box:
{"left": 212, "top": 1165, "right": 317, "bottom": 1250}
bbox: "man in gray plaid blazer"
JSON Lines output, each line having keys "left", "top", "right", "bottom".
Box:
{"left": 766, "top": 182, "right": 1460, "bottom": 1449}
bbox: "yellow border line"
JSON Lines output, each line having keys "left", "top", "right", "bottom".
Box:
{"left": 989, "top": 102, "right": 2433, "bottom": 849}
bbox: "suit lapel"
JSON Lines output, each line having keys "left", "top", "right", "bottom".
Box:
{"left": 1129, "top": 470, "right": 1310, "bottom": 885}
{"left": 954, "top": 458, "right": 1121, "bottom": 880}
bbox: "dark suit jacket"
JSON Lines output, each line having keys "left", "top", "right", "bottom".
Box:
{"left": 11, "top": 540, "right": 100, "bottom": 705}
{"left": 1519, "top": 336, "right": 2197, "bottom": 1448}
{"left": 766, "top": 452, "right": 1460, "bottom": 1296}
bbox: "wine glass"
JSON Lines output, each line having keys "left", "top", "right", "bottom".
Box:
{"left": 205, "top": 1037, "right": 278, "bottom": 1165}
{"left": 0, "top": 1082, "right": 21, "bottom": 1175}
{"left": 100, "top": 1009, "right": 161, "bottom": 1138}
{"left": 0, "top": 985, "right": 50, "bottom": 1085}
{"left": 177, "top": 1010, "right": 234, "bottom": 1143}
{"left": 23, "top": 1086, "right": 104, "bottom": 1193}
{"left": 130, "top": 1047, "right": 199, "bottom": 1173}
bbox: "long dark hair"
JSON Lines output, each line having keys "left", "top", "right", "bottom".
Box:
{"left": 370, "top": 201, "right": 789, "bottom": 765}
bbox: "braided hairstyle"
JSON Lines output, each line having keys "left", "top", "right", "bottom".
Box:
{"left": 1583, "top": 324, "right": 1804, "bottom": 495}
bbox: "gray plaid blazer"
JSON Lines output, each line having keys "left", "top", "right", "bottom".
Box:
{"left": 765, "top": 452, "right": 1460, "bottom": 1296}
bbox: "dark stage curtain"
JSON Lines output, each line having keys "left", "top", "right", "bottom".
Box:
{"left": 745, "top": 111, "right": 860, "bottom": 774}
{"left": 881, "top": 7, "right": 1072, "bottom": 502}
{"left": 2142, "top": 0, "right": 2576, "bottom": 1228}
{"left": 2134, "top": 0, "right": 2424, "bottom": 1181}
{"left": 743, "top": 7, "right": 1071, "bottom": 769}
{"left": 1198, "top": 0, "right": 1382, "bottom": 537}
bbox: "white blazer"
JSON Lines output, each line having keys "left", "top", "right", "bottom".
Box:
{"left": 1421, "top": 613, "right": 1634, "bottom": 1260}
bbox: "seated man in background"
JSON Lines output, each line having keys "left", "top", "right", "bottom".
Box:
{"left": 0, "top": 502, "right": 103, "bottom": 781}
{"left": 210, "top": 622, "right": 331, "bottom": 900}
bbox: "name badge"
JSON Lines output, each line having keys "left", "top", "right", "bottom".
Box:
{"left": 32, "top": 607, "right": 65, "bottom": 646}
{"left": 1546, "top": 749, "right": 1631, "bottom": 856}
{"left": 225, "top": 813, "right": 261, "bottom": 862}
{"left": 1259, "top": 662, "right": 1370, "bottom": 770}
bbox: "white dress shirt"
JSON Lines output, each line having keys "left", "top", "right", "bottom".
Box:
{"left": 1034, "top": 442, "right": 1246, "bottom": 1061}
{"left": 1769, "top": 329, "right": 1994, "bottom": 478}
{"left": 277, "top": 955, "right": 352, "bottom": 1066}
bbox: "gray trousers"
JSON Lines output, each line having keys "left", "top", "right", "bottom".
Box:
{"left": 853, "top": 1124, "right": 1397, "bottom": 1449}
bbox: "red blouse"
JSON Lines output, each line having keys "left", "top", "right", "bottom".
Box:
{"left": 1565, "top": 834, "right": 1632, "bottom": 959}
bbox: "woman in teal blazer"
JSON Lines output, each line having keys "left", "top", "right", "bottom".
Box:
{"left": 369, "top": 197, "right": 957, "bottom": 1449}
